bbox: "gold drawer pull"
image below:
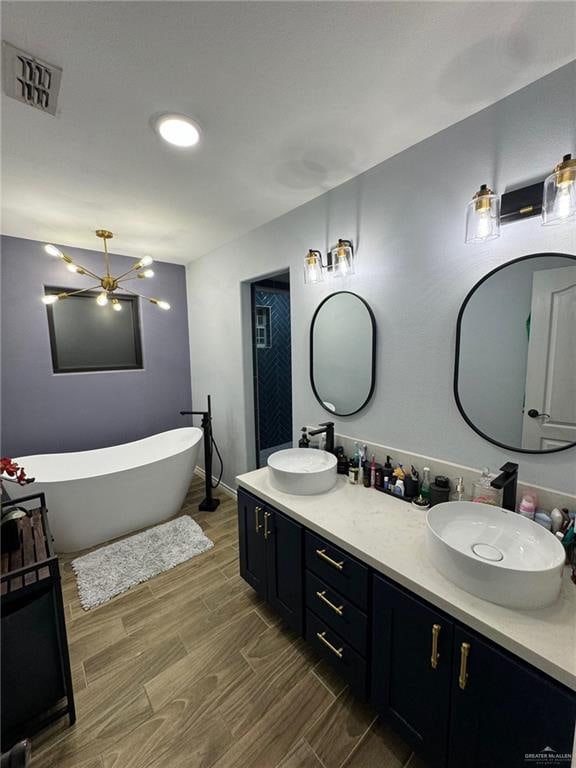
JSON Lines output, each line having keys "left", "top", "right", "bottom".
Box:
{"left": 459, "top": 642, "right": 471, "bottom": 690}
{"left": 430, "top": 623, "right": 441, "bottom": 669}
{"left": 316, "top": 590, "right": 344, "bottom": 616}
{"left": 316, "top": 548, "right": 344, "bottom": 571}
{"left": 316, "top": 631, "right": 343, "bottom": 659}
{"left": 254, "top": 506, "right": 262, "bottom": 534}
{"left": 264, "top": 511, "right": 271, "bottom": 540}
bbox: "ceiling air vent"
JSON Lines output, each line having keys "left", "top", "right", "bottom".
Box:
{"left": 2, "top": 41, "right": 62, "bottom": 115}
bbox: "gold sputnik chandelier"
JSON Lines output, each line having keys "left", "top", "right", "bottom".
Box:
{"left": 41, "top": 230, "right": 171, "bottom": 311}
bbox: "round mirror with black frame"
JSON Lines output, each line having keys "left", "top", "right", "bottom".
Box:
{"left": 310, "top": 291, "right": 376, "bottom": 417}
{"left": 454, "top": 252, "right": 576, "bottom": 454}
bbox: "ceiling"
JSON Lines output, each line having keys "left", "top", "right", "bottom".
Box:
{"left": 1, "top": 2, "right": 575, "bottom": 264}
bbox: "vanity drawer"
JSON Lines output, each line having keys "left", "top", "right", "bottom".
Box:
{"left": 305, "top": 570, "right": 368, "bottom": 657}
{"left": 305, "top": 531, "right": 368, "bottom": 610}
{"left": 306, "top": 609, "right": 367, "bottom": 698}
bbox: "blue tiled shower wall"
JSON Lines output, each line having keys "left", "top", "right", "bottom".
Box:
{"left": 254, "top": 283, "right": 292, "bottom": 451}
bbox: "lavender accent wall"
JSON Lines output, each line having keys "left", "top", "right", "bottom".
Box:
{"left": 1, "top": 235, "right": 192, "bottom": 457}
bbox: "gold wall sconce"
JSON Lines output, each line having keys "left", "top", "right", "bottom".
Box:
{"left": 465, "top": 153, "right": 576, "bottom": 244}
{"left": 304, "top": 239, "right": 355, "bottom": 284}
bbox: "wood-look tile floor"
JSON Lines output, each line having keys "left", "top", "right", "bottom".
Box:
{"left": 31, "top": 477, "right": 428, "bottom": 768}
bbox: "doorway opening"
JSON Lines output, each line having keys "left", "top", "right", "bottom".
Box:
{"left": 250, "top": 271, "right": 293, "bottom": 468}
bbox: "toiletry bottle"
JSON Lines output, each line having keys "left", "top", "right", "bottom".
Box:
{"left": 421, "top": 467, "right": 431, "bottom": 500}
{"left": 383, "top": 476, "right": 390, "bottom": 491}
{"left": 355, "top": 443, "right": 363, "bottom": 472}
{"left": 450, "top": 477, "right": 466, "bottom": 502}
{"left": 550, "top": 508, "right": 564, "bottom": 534}
{"left": 384, "top": 455, "right": 393, "bottom": 477}
{"left": 534, "top": 511, "right": 552, "bottom": 530}
{"left": 518, "top": 494, "right": 536, "bottom": 520}
{"left": 370, "top": 455, "right": 376, "bottom": 488}
{"left": 348, "top": 458, "right": 358, "bottom": 485}
{"left": 337, "top": 453, "right": 349, "bottom": 475}
{"left": 430, "top": 476, "right": 451, "bottom": 506}
{"left": 394, "top": 478, "right": 405, "bottom": 497}
{"left": 298, "top": 428, "right": 310, "bottom": 448}
{"left": 363, "top": 463, "right": 371, "bottom": 488}
{"left": 362, "top": 444, "right": 368, "bottom": 468}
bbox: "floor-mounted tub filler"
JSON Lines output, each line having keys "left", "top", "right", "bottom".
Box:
{"left": 9, "top": 427, "right": 203, "bottom": 552}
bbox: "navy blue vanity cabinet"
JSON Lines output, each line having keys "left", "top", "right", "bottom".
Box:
{"left": 304, "top": 531, "right": 370, "bottom": 697}
{"left": 237, "top": 488, "right": 303, "bottom": 635}
{"left": 238, "top": 488, "right": 267, "bottom": 599}
{"left": 447, "top": 627, "right": 576, "bottom": 768}
{"left": 372, "top": 574, "right": 454, "bottom": 768}
{"left": 266, "top": 507, "right": 303, "bottom": 634}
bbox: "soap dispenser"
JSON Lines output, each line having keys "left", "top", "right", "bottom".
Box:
{"left": 298, "top": 428, "right": 310, "bottom": 448}
{"left": 450, "top": 477, "right": 467, "bottom": 502}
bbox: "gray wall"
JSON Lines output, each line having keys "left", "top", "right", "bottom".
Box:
{"left": 187, "top": 61, "right": 576, "bottom": 494}
{"left": 1, "top": 235, "right": 192, "bottom": 456}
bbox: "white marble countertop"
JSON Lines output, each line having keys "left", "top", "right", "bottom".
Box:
{"left": 236, "top": 468, "right": 576, "bottom": 691}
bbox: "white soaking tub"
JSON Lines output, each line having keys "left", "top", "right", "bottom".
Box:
{"left": 8, "top": 427, "right": 203, "bottom": 552}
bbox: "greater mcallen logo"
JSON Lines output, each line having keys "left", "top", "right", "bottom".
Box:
{"left": 524, "top": 746, "right": 572, "bottom": 764}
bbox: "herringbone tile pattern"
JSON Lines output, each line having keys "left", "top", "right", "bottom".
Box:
{"left": 255, "top": 287, "right": 292, "bottom": 450}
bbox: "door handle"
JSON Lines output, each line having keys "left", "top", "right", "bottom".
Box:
{"left": 264, "top": 510, "right": 271, "bottom": 540}
{"left": 254, "top": 506, "right": 263, "bottom": 534}
{"left": 527, "top": 409, "right": 550, "bottom": 420}
{"left": 459, "top": 642, "right": 471, "bottom": 690}
{"left": 430, "top": 623, "right": 441, "bottom": 669}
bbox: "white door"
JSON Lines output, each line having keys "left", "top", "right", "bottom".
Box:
{"left": 522, "top": 265, "right": 576, "bottom": 450}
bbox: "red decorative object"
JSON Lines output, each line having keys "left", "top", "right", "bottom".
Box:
{"left": 0, "top": 457, "right": 33, "bottom": 486}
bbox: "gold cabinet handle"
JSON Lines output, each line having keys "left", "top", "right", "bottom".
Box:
{"left": 316, "top": 548, "right": 344, "bottom": 571}
{"left": 264, "top": 510, "right": 271, "bottom": 540}
{"left": 316, "top": 590, "right": 344, "bottom": 616}
{"left": 316, "top": 631, "right": 343, "bottom": 659}
{"left": 459, "top": 642, "right": 471, "bottom": 690}
{"left": 430, "top": 623, "right": 441, "bottom": 669}
{"left": 254, "top": 506, "right": 263, "bottom": 534}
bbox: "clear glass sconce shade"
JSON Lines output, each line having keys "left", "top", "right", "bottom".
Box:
{"left": 157, "top": 300, "right": 171, "bottom": 310}
{"left": 331, "top": 241, "right": 355, "bottom": 279}
{"left": 304, "top": 251, "right": 324, "bottom": 284}
{"left": 465, "top": 187, "right": 500, "bottom": 243}
{"left": 542, "top": 155, "right": 576, "bottom": 225}
{"left": 96, "top": 291, "right": 109, "bottom": 306}
{"left": 112, "top": 299, "right": 122, "bottom": 312}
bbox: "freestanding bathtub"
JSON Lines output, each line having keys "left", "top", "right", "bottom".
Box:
{"left": 9, "top": 427, "right": 203, "bottom": 553}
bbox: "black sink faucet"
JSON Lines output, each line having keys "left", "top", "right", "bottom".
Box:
{"left": 490, "top": 462, "right": 519, "bottom": 512}
{"left": 308, "top": 422, "right": 335, "bottom": 454}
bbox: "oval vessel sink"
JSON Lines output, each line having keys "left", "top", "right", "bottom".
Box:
{"left": 268, "top": 448, "right": 337, "bottom": 496}
{"left": 426, "top": 501, "right": 565, "bottom": 609}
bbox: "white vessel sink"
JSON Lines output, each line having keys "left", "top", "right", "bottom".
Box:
{"left": 267, "top": 448, "right": 337, "bottom": 496}
{"left": 426, "top": 502, "right": 566, "bottom": 609}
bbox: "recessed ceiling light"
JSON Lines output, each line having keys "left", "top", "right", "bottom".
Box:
{"left": 154, "top": 113, "right": 201, "bottom": 148}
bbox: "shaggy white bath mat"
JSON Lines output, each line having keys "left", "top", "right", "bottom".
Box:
{"left": 72, "top": 516, "right": 214, "bottom": 610}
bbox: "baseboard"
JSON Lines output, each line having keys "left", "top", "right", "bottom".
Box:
{"left": 194, "top": 467, "right": 237, "bottom": 499}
